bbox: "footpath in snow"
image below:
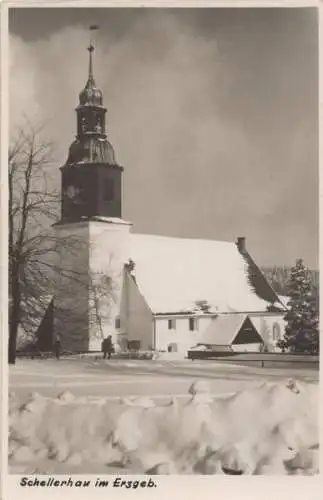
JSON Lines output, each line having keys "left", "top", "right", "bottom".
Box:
{"left": 9, "top": 377, "right": 319, "bottom": 475}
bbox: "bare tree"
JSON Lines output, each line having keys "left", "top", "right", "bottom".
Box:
{"left": 88, "top": 265, "right": 120, "bottom": 348}
{"left": 8, "top": 121, "right": 84, "bottom": 364}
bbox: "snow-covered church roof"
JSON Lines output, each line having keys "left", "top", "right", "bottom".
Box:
{"left": 127, "top": 233, "right": 284, "bottom": 315}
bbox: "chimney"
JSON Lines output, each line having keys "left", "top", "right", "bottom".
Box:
{"left": 236, "top": 236, "right": 246, "bottom": 253}
{"left": 125, "top": 258, "right": 136, "bottom": 283}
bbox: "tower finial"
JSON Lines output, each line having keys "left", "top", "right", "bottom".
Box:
{"left": 87, "top": 43, "right": 94, "bottom": 80}
{"left": 87, "top": 25, "right": 99, "bottom": 81}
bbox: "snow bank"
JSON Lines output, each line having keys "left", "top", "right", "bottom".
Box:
{"left": 9, "top": 379, "right": 319, "bottom": 475}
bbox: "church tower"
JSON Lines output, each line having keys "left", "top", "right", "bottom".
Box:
{"left": 53, "top": 33, "right": 131, "bottom": 352}
{"left": 61, "top": 42, "right": 122, "bottom": 221}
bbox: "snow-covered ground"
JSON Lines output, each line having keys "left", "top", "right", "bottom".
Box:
{"left": 8, "top": 359, "right": 319, "bottom": 475}
{"left": 9, "top": 357, "right": 317, "bottom": 400}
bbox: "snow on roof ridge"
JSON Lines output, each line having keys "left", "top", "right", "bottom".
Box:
{"left": 131, "top": 232, "right": 236, "bottom": 246}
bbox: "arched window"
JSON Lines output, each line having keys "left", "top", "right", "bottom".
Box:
{"left": 168, "top": 343, "right": 178, "bottom": 353}
{"left": 272, "top": 322, "right": 281, "bottom": 342}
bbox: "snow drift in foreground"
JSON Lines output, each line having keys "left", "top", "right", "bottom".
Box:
{"left": 9, "top": 379, "right": 319, "bottom": 475}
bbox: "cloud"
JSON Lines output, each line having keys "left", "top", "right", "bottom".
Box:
{"left": 9, "top": 10, "right": 318, "bottom": 267}
{"left": 10, "top": 14, "right": 246, "bottom": 210}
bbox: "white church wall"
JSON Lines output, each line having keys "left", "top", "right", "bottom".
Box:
{"left": 53, "top": 219, "right": 132, "bottom": 352}
{"left": 249, "top": 313, "right": 286, "bottom": 352}
{"left": 88, "top": 219, "right": 132, "bottom": 350}
{"left": 89, "top": 219, "right": 131, "bottom": 271}
{"left": 154, "top": 315, "right": 213, "bottom": 354}
{"left": 120, "top": 271, "right": 153, "bottom": 351}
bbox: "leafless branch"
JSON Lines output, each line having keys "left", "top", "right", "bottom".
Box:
{"left": 8, "top": 120, "right": 82, "bottom": 363}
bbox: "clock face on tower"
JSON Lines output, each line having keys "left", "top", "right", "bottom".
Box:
{"left": 64, "top": 184, "right": 81, "bottom": 201}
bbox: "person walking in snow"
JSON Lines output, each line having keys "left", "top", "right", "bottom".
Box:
{"left": 101, "top": 338, "right": 107, "bottom": 359}
{"left": 54, "top": 337, "right": 61, "bottom": 360}
{"left": 102, "top": 335, "right": 114, "bottom": 359}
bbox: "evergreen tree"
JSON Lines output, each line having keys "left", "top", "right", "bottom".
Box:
{"left": 278, "top": 259, "right": 319, "bottom": 354}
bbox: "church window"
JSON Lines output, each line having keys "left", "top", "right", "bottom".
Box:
{"left": 103, "top": 178, "right": 114, "bottom": 202}
{"left": 189, "top": 318, "right": 198, "bottom": 331}
{"left": 168, "top": 343, "right": 178, "bottom": 352}
{"left": 80, "top": 115, "right": 90, "bottom": 134}
{"left": 115, "top": 317, "right": 121, "bottom": 329}
{"left": 94, "top": 114, "right": 102, "bottom": 133}
{"left": 168, "top": 319, "right": 176, "bottom": 330}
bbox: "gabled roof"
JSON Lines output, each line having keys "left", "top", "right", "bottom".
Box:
{"left": 200, "top": 314, "right": 248, "bottom": 345}
{"left": 128, "top": 233, "right": 282, "bottom": 315}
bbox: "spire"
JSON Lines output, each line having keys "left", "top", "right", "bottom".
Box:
{"left": 87, "top": 43, "right": 95, "bottom": 85}
{"left": 87, "top": 24, "right": 99, "bottom": 84}
{"left": 79, "top": 25, "right": 103, "bottom": 106}
{"left": 68, "top": 24, "right": 117, "bottom": 165}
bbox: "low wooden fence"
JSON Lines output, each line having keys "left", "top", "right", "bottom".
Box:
{"left": 187, "top": 350, "right": 319, "bottom": 369}
{"left": 15, "top": 350, "right": 155, "bottom": 360}
{"left": 15, "top": 349, "right": 319, "bottom": 369}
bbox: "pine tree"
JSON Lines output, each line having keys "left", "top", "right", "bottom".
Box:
{"left": 278, "top": 259, "right": 319, "bottom": 354}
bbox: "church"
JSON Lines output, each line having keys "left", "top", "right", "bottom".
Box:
{"left": 50, "top": 41, "right": 287, "bottom": 356}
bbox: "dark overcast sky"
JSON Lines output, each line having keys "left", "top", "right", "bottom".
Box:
{"left": 9, "top": 7, "right": 319, "bottom": 268}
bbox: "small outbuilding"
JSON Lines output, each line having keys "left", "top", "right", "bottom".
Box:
{"left": 199, "top": 314, "right": 265, "bottom": 352}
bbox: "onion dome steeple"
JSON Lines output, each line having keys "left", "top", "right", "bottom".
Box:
{"left": 65, "top": 27, "right": 117, "bottom": 166}
{"left": 79, "top": 43, "right": 103, "bottom": 107}
{"left": 61, "top": 25, "right": 124, "bottom": 223}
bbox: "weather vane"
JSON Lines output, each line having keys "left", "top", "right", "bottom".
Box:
{"left": 88, "top": 24, "right": 99, "bottom": 51}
